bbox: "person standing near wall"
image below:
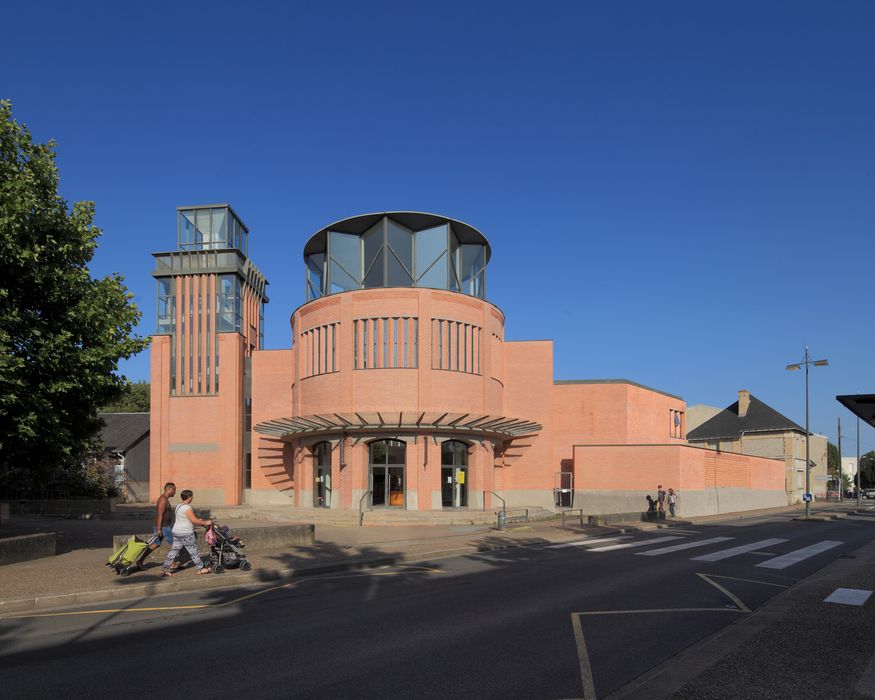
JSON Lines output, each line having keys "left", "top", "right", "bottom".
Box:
{"left": 657, "top": 485, "right": 666, "bottom": 513}
{"left": 668, "top": 488, "right": 677, "bottom": 519}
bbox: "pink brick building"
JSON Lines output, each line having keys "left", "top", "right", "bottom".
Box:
{"left": 150, "top": 209, "right": 786, "bottom": 516}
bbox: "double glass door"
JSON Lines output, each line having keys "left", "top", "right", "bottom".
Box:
{"left": 369, "top": 439, "right": 406, "bottom": 507}
{"left": 441, "top": 441, "right": 468, "bottom": 508}
{"left": 313, "top": 442, "right": 331, "bottom": 508}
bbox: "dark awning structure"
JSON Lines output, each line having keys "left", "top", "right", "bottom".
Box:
{"left": 836, "top": 394, "right": 875, "bottom": 430}
{"left": 254, "top": 411, "right": 542, "bottom": 441}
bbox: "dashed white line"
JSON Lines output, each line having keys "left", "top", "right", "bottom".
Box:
{"left": 635, "top": 537, "right": 734, "bottom": 556}
{"left": 549, "top": 536, "right": 633, "bottom": 549}
{"left": 588, "top": 536, "right": 685, "bottom": 553}
{"left": 691, "top": 538, "right": 788, "bottom": 562}
{"left": 756, "top": 540, "right": 843, "bottom": 570}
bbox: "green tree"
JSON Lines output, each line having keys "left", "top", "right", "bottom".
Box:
{"left": 827, "top": 441, "right": 842, "bottom": 491}
{"left": 101, "top": 381, "right": 150, "bottom": 413}
{"left": 0, "top": 100, "right": 149, "bottom": 495}
{"left": 861, "top": 451, "right": 875, "bottom": 489}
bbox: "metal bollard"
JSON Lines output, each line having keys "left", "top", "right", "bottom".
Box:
{"left": 497, "top": 510, "right": 506, "bottom": 531}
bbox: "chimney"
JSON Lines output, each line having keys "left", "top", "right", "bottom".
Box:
{"left": 738, "top": 390, "right": 751, "bottom": 417}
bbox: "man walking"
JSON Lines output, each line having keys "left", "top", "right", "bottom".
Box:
{"left": 657, "top": 485, "right": 667, "bottom": 514}
{"left": 149, "top": 482, "right": 176, "bottom": 554}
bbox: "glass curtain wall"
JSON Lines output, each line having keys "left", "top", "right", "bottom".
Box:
{"left": 369, "top": 439, "right": 406, "bottom": 507}
{"left": 305, "top": 217, "right": 486, "bottom": 300}
{"left": 313, "top": 442, "right": 332, "bottom": 508}
{"left": 179, "top": 207, "right": 248, "bottom": 254}
{"left": 441, "top": 440, "right": 469, "bottom": 508}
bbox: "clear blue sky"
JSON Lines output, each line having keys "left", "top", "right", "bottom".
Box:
{"left": 4, "top": 1, "right": 874, "bottom": 450}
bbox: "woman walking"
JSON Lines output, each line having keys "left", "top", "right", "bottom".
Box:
{"left": 162, "top": 490, "right": 213, "bottom": 576}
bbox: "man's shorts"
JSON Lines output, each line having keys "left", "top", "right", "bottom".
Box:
{"left": 153, "top": 526, "right": 174, "bottom": 546}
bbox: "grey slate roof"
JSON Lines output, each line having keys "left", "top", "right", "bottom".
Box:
{"left": 98, "top": 413, "right": 150, "bottom": 453}
{"left": 686, "top": 394, "right": 804, "bottom": 441}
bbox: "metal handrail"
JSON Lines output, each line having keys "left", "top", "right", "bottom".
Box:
{"left": 358, "top": 490, "right": 372, "bottom": 527}
{"left": 483, "top": 490, "right": 506, "bottom": 515}
{"left": 560, "top": 508, "right": 585, "bottom": 528}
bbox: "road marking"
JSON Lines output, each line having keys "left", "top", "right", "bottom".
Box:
{"left": 569, "top": 571, "right": 752, "bottom": 697}
{"left": 576, "top": 607, "right": 745, "bottom": 616}
{"left": 571, "top": 614, "right": 598, "bottom": 700}
{"left": 0, "top": 603, "right": 212, "bottom": 619}
{"left": 824, "top": 588, "right": 873, "bottom": 606}
{"left": 691, "top": 538, "right": 788, "bottom": 562}
{"left": 0, "top": 565, "right": 439, "bottom": 620}
{"left": 587, "top": 536, "right": 685, "bottom": 553}
{"left": 696, "top": 573, "right": 750, "bottom": 612}
{"left": 549, "top": 536, "right": 632, "bottom": 549}
{"left": 635, "top": 537, "right": 733, "bottom": 556}
{"left": 756, "top": 540, "right": 843, "bottom": 570}
{"left": 701, "top": 574, "right": 788, "bottom": 589}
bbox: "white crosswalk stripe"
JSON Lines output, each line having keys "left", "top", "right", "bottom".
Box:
{"left": 691, "top": 538, "right": 788, "bottom": 562}
{"left": 588, "top": 536, "right": 685, "bottom": 553}
{"left": 755, "top": 540, "right": 843, "bottom": 570}
{"left": 635, "top": 536, "right": 734, "bottom": 556}
{"left": 548, "top": 536, "right": 633, "bottom": 549}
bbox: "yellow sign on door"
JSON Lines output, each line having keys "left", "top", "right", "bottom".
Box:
{"left": 457, "top": 471, "right": 465, "bottom": 484}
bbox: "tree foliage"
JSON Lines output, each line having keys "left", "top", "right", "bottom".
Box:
{"left": 0, "top": 100, "right": 149, "bottom": 494}
{"left": 861, "top": 451, "right": 875, "bottom": 489}
{"left": 102, "top": 381, "right": 150, "bottom": 413}
{"left": 827, "top": 442, "right": 840, "bottom": 472}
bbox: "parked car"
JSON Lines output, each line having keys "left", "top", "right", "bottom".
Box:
{"left": 865, "top": 489, "right": 875, "bottom": 499}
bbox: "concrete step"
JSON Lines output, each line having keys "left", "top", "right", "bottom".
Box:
{"left": 198, "top": 505, "right": 555, "bottom": 527}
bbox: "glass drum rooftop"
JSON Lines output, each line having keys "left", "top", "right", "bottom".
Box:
{"left": 303, "top": 212, "right": 490, "bottom": 301}
{"left": 178, "top": 204, "right": 249, "bottom": 255}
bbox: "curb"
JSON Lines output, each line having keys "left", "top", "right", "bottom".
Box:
{"left": 0, "top": 532, "right": 576, "bottom": 616}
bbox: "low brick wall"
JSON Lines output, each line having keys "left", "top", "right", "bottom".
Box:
{"left": 2, "top": 499, "right": 117, "bottom": 518}
{"left": 0, "top": 533, "right": 57, "bottom": 566}
{"left": 112, "top": 524, "right": 315, "bottom": 551}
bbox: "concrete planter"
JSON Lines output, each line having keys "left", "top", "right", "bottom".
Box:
{"left": 0, "top": 533, "right": 56, "bottom": 566}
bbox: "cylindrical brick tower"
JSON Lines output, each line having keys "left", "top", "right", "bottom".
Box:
{"left": 254, "top": 212, "right": 541, "bottom": 511}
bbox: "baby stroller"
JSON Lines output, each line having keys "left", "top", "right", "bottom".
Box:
{"left": 204, "top": 524, "right": 251, "bottom": 574}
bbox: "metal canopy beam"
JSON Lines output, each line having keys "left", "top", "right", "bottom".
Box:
{"left": 254, "top": 411, "right": 542, "bottom": 441}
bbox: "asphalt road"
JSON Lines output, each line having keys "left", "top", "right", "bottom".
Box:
{"left": 1, "top": 512, "right": 873, "bottom": 699}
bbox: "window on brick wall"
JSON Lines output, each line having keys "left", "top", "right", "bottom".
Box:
{"left": 301, "top": 323, "right": 339, "bottom": 377}
{"left": 431, "top": 319, "right": 481, "bottom": 374}
{"left": 354, "top": 317, "right": 417, "bottom": 369}
{"left": 670, "top": 409, "right": 685, "bottom": 438}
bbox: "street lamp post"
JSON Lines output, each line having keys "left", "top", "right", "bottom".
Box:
{"left": 786, "top": 347, "right": 829, "bottom": 519}
{"left": 857, "top": 416, "right": 861, "bottom": 509}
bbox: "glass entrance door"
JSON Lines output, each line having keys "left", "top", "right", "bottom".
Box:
{"left": 441, "top": 441, "right": 468, "bottom": 508}
{"left": 313, "top": 442, "right": 331, "bottom": 508}
{"left": 369, "top": 440, "right": 406, "bottom": 508}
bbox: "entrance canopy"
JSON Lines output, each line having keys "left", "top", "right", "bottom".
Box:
{"left": 254, "top": 411, "right": 542, "bottom": 441}
{"left": 837, "top": 394, "right": 875, "bottom": 429}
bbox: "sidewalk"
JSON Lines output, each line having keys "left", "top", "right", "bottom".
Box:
{"left": 0, "top": 519, "right": 599, "bottom": 615}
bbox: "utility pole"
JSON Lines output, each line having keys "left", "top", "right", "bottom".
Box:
{"left": 857, "top": 416, "right": 862, "bottom": 509}
{"left": 838, "top": 416, "right": 842, "bottom": 502}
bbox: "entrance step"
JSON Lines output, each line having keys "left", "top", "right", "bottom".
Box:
{"left": 198, "top": 505, "right": 556, "bottom": 527}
